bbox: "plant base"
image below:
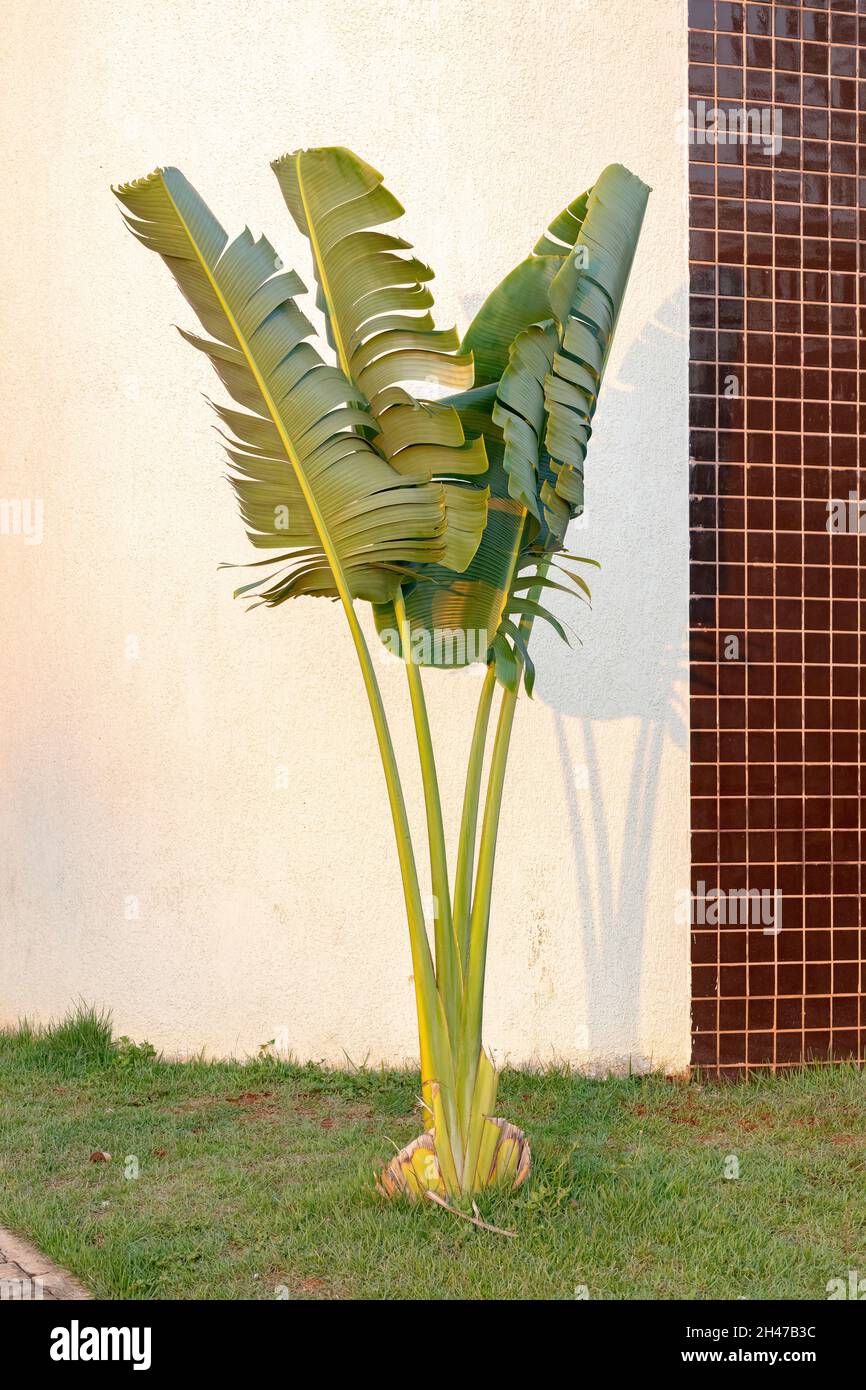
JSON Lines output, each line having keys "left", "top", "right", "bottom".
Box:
{"left": 376, "top": 1118, "right": 531, "bottom": 1200}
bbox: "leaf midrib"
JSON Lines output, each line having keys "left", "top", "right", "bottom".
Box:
{"left": 294, "top": 151, "right": 354, "bottom": 384}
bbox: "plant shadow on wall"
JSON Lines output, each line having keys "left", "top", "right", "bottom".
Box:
{"left": 532, "top": 285, "right": 690, "bottom": 1072}
{"left": 114, "top": 146, "right": 649, "bottom": 1209}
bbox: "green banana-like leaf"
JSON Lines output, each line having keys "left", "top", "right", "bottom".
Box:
{"left": 271, "top": 147, "right": 489, "bottom": 573}
{"left": 368, "top": 181, "right": 593, "bottom": 672}
{"left": 373, "top": 165, "right": 647, "bottom": 674}
{"left": 484, "top": 164, "right": 647, "bottom": 686}
{"left": 373, "top": 387, "right": 529, "bottom": 668}
{"left": 272, "top": 147, "right": 476, "bottom": 408}
{"left": 113, "top": 167, "right": 481, "bottom": 606}
{"left": 492, "top": 322, "right": 558, "bottom": 525}
{"left": 539, "top": 163, "right": 650, "bottom": 539}
{"left": 462, "top": 190, "right": 590, "bottom": 387}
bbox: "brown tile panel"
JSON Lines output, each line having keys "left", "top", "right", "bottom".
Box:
{"left": 688, "top": 0, "right": 865, "bottom": 1074}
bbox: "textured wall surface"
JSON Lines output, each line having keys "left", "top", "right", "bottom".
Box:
{"left": 0, "top": 0, "right": 690, "bottom": 1069}
{"left": 688, "top": 0, "right": 866, "bottom": 1075}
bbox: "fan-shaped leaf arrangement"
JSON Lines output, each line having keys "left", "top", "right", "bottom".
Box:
{"left": 115, "top": 149, "right": 648, "bottom": 1200}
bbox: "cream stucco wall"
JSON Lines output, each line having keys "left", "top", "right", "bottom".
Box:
{"left": 0, "top": 0, "right": 690, "bottom": 1070}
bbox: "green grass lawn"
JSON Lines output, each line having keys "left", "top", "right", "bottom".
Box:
{"left": 1, "top": 1009, "right": 864, "bottom": 1300}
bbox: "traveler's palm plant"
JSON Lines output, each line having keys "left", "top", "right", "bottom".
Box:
{"left": 115, "top": 148, "right": 648, "bottom": 1200}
